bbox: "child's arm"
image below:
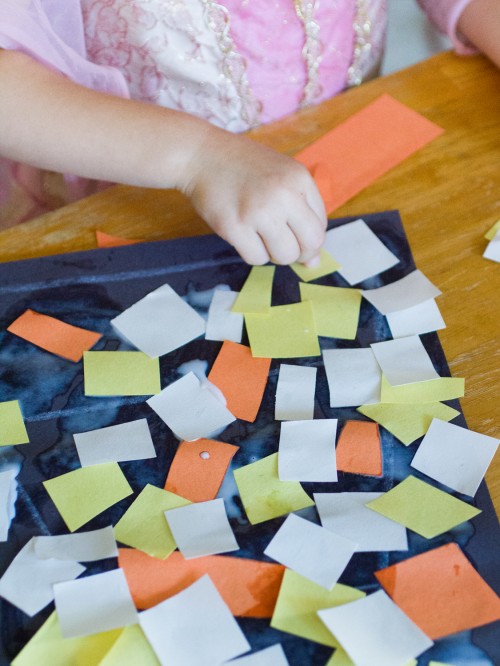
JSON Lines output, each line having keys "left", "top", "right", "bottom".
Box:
{"left": 457, "top": 0, "right": 500, "bottom": 67}
{"left": 0, "top": 49, "right": 326, "bottom": 266}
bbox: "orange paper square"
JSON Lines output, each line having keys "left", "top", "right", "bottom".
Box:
{"left": 164, "top": 438, "right": 239, "bottom": 502}
{"left": 336, "top": 420, "right": 382, "bottom": 476}
{"left": 7, "top": 309, "right": 102, "bottom": 362}
{"left": 119, "top": 548, "right": 284, "bottom": 618}
{"left": 208, "top": 341, "right": 271, "bottom": 422}
{"left": 375, "top": 542, "right": 500, "bottom": 639}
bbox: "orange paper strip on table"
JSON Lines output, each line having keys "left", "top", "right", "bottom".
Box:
{"left": 95, "top": 230, "right": 143, "bottom": 247}
{"left": 336, "top": 420, "right": 382, "bottom": 477}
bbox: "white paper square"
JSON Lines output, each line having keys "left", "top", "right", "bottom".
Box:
{"left": 371, "top": 336, "right": 439, "bottom": 386}
{"left": 264, "top": 513, "right": 356, "bottom": 590}
{"left": 147, "top": 372, "right": 236, "bottom": 441}
{"left": 386, "top": 299, "right": 446, "bottom": 338}
{"left": 483, "top": 230, "right": 500, "bottom": 263}
{"left": 111, "top": 283, "right": 206, "bottom": 358}
{"left": 275, "top": 364, "right": 316, "bottom": 421}
{"left": 0, "top": 538, "right": 85, "bottom": 616}
{"left": 74, "top": 418, "right": 156, "bottom": 466}
{"left": 205, "top": 289, "right": 244, "bottom": 342}
{"left": 33, "top": 526, "right": 118, "bottom": 561}
{"left": 224, "top": 644, "right": 289, "bottom": 665}
{"left": 314, "top": 492, "right": 408, "bottom": 552}
{"left": 323, "top": 348, "right": 381, "bottom": 407}
{"left": 0, "top": 468, "right": 17, "bottom": 542}
{"left": 361, "top": 269, "right": 441, "bottom": 315}
{"left": 318, "top": 590, "right": 433, "bottom": 666}
{"left": 411, "top": 418, "right": 500, "bottom": 497}
{"left": 139, "top": 575, "right": 250, "bottom": 666}
{"left": 323, "top": 219, "right": 399, "bottom": 285}
{"left": 278, "top": 419, "right": 337, "bottom": 482}
{"left": 54, "top": 568, "right": 138, "bottom": 638}
{"left": 164, "top": 498, "right": 239, "bottom": 559}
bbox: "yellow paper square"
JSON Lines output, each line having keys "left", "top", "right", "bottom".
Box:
{"left": 43, "top": 463, "right": 133, "bottom": 532}
{"left": 245, "top": 301, "right": 320, "bottom": 358}
{"left": 231, "top": 265, "right": 275, "bottom": 314}
{"left": 366, "top": 475, "right": 481, "bottom": 539}
{"left": 299, "top": 283, "right": 361, "bottom": 339}
{"left": 484, "top": 219, "right": 500, "bottom": 240}
{"left": 0, "top": 400, "right": 29, "bottom": 446}
{"left": 380, "top": 375, "right": 465, "bottom": 404}
{"left": 357, "top": 402, "right": 460, "bottom": 446}
{"left": 290, "top": 248, "right": 341, "bottom": 282}
{"left": 233, "top": 453, "right": 314, "bottom": 525}
{"left": 99, "top": 625, "right": 160, "bottom": 666}
{"left": 114, "top": 484, "right": 191, "bottom": 559}
{"left": 83, "top": 351, "right": 160, "bottom": 396}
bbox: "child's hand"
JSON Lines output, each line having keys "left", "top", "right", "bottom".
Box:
{"left": 181, "top": 127, "right": 327, "bottom": 266}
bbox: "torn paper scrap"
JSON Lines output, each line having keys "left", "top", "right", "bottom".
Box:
{"left": 96, "top": 230, "right": 143, "bottom": 247}
{"left": 98, "top": 624, "right": 159, "bottom": 666}
{"left": 370, "top": 336, "right": 439, "bottom": 386}
{"left": 484, "top": 219, "right": 500, "bottom": 240}
{"left": 205, "top": 289, "right": 244, "bottom": 343}
{"left": 0, "top": 400, "right": 29, "bottom": 447}
{"left": 299, "top": 283, "right": 362, "bottom": 339}
{"left": 483, "top": 229, "right": 500, "bottom": 263}
{"left": 323, "top": 348, "right": 381, "bottom": 407}
{"left": 83, "top": 351, "right": 160, "bottom": 396}
{"left": 361, "top": 269, "right": 441, "bottom": 315}
{"left": 33, "top": 526, "right": 118, "bottom": 561}
{"left": 278, "top": 419, "right": 338, "bottom": 482}
{"left": 380, "top": 375, "right": 464, "bottom": 404}
{"left": 224, "top": 644, "right": 290, "bottom": 665}
{"left": 232, "top": 265, "right": 275, "bottom": 314}
{"left": 386, "top": 299, "right": 445, "bottom": 338}
{"left": 290, "top": 248, "right": 341, "bottom": 282}
{"left": 0, "top": 467, "right": 18, "bottom": 541}
{"left": 74, "top": 418, "right": 156, "bottom": 467}
{"left": 335, "top": 420, "right": 382, "bottom": 476}
{"left": 275, "top": 364, "right": 316, "bottom": 421}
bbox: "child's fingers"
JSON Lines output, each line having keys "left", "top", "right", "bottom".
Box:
{"left": 257, "top": 220, "right": 302, "bottom": 266}
{"left": 224, "top": 225, "right": 271, "bottom": 266}
{"left": 286, "top": 199, "right": 327, "bottom": 264}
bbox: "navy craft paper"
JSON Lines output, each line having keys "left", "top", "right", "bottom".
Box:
{"left": 0, "top": 210, "right": 498, "bottom": 665}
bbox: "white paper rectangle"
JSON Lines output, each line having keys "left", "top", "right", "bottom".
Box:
{"left": 0, "top": 468, "right": 17, "bottom": 542}
{"left": 483, "top": 230, "right": 500, "bottom": 263}
{"left": 278, "top": 419, "right": 337, "bottom": 482}
{"left": 323, "top": 348, "right": 381, "bottom": 407}
{"left": 111, "top": 283, "right": 205, "bottom": 358}
{"left": 164, "top": 498, "right": 239, "bottom": 559}
{"left": 314, "top": 492, "right": 408, "bottom": 552}
{"left": 33, "top": 526, "right": 118, "bottom": 561}
{"left": 74, "top": 418, "right": 156, "bottom": 466}
{"left": 371, "top": 336, "right": 439, "bottom": 386}
{"left": 224, "top": 644, "right": 289, "bottom": 665}
{"left": 139, "top": 575, "right": 250, "bottom": 666}
{"left": 54, "top": 568, "right": 138, "bottom": 638}
{"left": 318, "top": 590, "right": 433, "bottom": 666}
{"left": 411, "top": 418, "right": 500, "bottom": 497}
{"left": 264, "top": 513, "right": 356, "bottom": 590}
{"left": 323, "top": 219, "right": 399, "bottom": 285}
{"left": 386, "top": 299, "right": 446, "bottom": 338}
{"left": 147, "top": 372, "right": 236, "bottom": 441}
{"left": 361, "top": 269, "right": 441, "bottom": 315}
{"left": 205, "top": 289, "right": 244, "bottom": 342}
{"left": 275, "top": 364, "right": 316, "bottom": 421}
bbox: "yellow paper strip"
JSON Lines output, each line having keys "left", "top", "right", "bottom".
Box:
{"left": 83, "top": 351, "right": 161, "bottom": 396}
{"left": 380, "top": 375, "right": 465, "bottom": 404}
{"left": 231, "top": 266, "right": 275, "bottom": 314}
{"left": 290, "top": 248, "right": 341, "bottom": 282}
{"left": 299, "top": 283, "right": 361, "bottom": 339}
{"left": 0, "top": 400, "right": 29, "bottom": 447}
{"left": 99, "top": 625, "right": 160, "bottom": 666}
{"left": 484, "top": 219, "right": 500, "bottom": 240}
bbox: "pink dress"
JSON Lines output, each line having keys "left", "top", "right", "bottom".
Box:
{"left": 0, "top": 0, "right": 476, "bottom": 228}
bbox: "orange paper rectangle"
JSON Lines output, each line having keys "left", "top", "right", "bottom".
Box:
{"left": 336, "top": 420, "right": 382, "bottom": 476}
{"left": 119, "top": 548, "right": 284, "bottom": 618}
{"left": 7, "top": 309, "right": 102, "bottom": 362}
{"left": 295, "top": 94, "right": 444, "bottom": 212}
{"left": 208, "top": 341, "right": 271, "bottom": 422}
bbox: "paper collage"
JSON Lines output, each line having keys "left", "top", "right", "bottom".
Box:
{"left": 278, "top": 419, "right": 338, "bottom": 482}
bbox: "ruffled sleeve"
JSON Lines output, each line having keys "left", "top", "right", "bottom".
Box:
{"left": 417, "top": 0, "right": 478, "bottom": 55}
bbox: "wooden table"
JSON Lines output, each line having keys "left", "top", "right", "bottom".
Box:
{"left": 1, "top": 51, "right": 499, "bottom": 515}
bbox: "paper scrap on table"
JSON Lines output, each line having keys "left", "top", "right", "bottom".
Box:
{"left": 314, "top": 492, "right": 408, "bottom": 552}
{"left": 232, "top": 265, "right": 275, "bottom": 314}
{"left": 43, "top": 462, "right": 133, "bottom": 532}
{"left": 484, "top": 219, "right": 500, "bottom": 240}
{"left": 165, "top": 438, "right": 239, "bottom": 502}
{"left": 335, "top": 420, "right": 382, "bottom": 476}
{"left": 84, "top": 351, "right": 160, "bottom": 396}
{"left": 119, "top": 548, "right": 284, "bottom": 617}
{"left": 207, "top": 341, "right": 271, "bottom": 421}
{"left": 323, "top": 348, "right": 381, "bottom": 407}
{"left": 0, "top": 538, "right": 85, "bottom": 616}
{"left": 11, "top": 612, "right": 121, "bottom": 666}
{"left": 275, "top": 364, "right": 316, "bottom": 421}
{"left": 111, "top": 283, "right": 205, "bottom": 358}
{"left": 96, "top": 230, "right": 143, "bottom": 247}
{"left": 271, "top": 569, "right": 364, "bottom": 648}
{"left": 370, "top": 336, "right": 439, "bottom": 386}
{"left": 33, "top": 526, "right": 117, "bottom": 561}
{"left": 139, "top": 575, "right": 250, "bottom": 666}
{"left": 317, "top": 589, "right": 433, "bottom": 666}
{"left": 295, "top": 94, "right": 443, "bottom": 212}
{"left": 205, "top": 289, "right": 244, "bottom": 343}
{"left": 278, "top": 419, "right": 338, "bottom": 482}
{"left": 0, "top": 399, "right": 29, "bottom": 446}
{"left": 74, "top": 418, "right": 156, "bottom": 467}
{"left": 225, "top": 644, "right": 290, "bottom": 665}
{"left": 54, "top": 568, "right": 138, "bottom": 639}
{"left": 290, "top": 248, "right": 341, "bottom": 282}
{"left": 0, "top": 467, "right": 18, "bottom": 541}
{"left": 114, "top": 484, "right": 191, "bottom": 559}
{"left": 411, "top": 418, "right": 499, "bottom": 497}
{"left": 233, "top": 452, "right": 314, "bottom": 525}
{"left": 323, "top": 218, "right": 399, "bottom": 285}
{"left": 375, "top": 542, "right": 500, "bottom": 639}
{"left": 483, "top": 229, "right": 500, "bottom": 263}
{"left": 264, "top": 513, "right": 356, "bottom": 590}
{"left": 357, "top": 401, "right": 460, "bottom": 446}
{"left": 386, "top": 299, "right": 445, "bottom": 338}
{"left": 7, "top": 309, "right": 102, "bottom": 362}
{"left": 245, "top": 301, "right": 321, "bottom": 358}
{"left": 361, "top": 269, "right": 441, "bottom": 315}
{"left": 366, "top": 475, "right": 481, "bottom": 539}
{"left": 99, "top": 625, "right": 159, "bottom": 666}
{"left": 147, "top": 371, "right": 235, "bottom": 441}
{"left": 164, "top": 498, "right": 238, "bottom": 559}
{"left": 299, "top": 283, "right": 361, "bottom": 339}
{"left": 380, "top": 375, "right": 464, "bottom": 404}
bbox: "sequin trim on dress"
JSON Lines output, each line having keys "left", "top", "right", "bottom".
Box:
{"left": 293, "top": 0, "right": 323, "bottom": 107}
